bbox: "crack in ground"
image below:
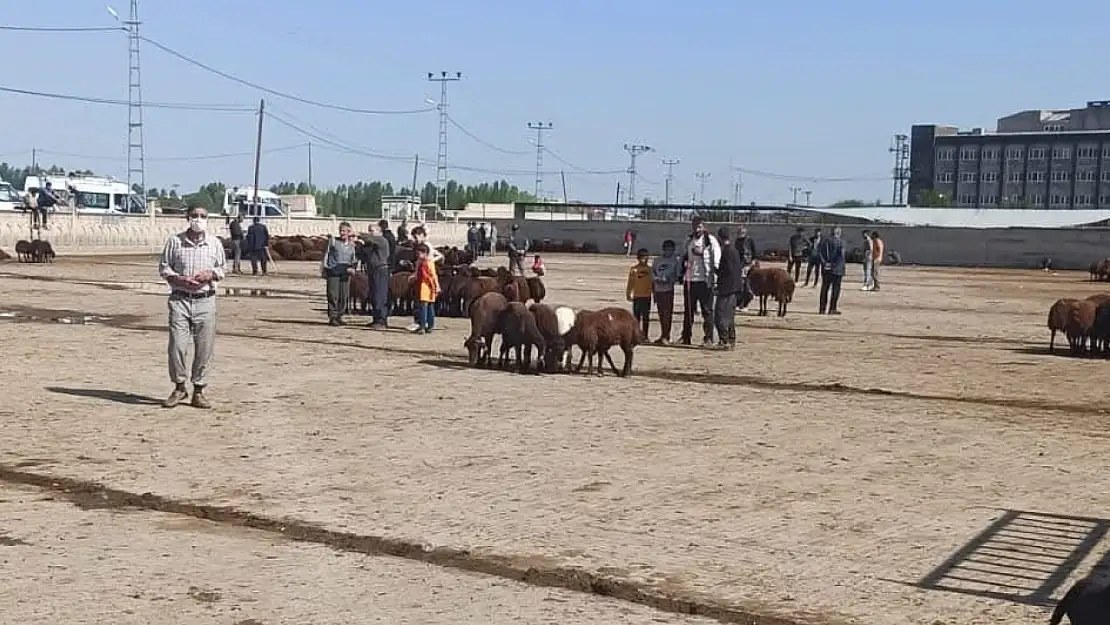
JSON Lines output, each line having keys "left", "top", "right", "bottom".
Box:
{"left": 0, "top": 465, "right": 814, "bottom": 625}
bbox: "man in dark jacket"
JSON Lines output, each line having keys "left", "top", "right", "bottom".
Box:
{"left": 378, "top": 219, "right": 397, "bottom": 269}
{"left": 507, "top": 223, "right": 529, "bottom": 276}
{"left": 713, "top": 228, "right": 744, "bottom": 350}
{"left": 816, "top": 226, "right": 846, "bottom": 315}
{"left": 363, "top": 223, "right": 392, "bottom": 328}
{"left": 466, "top": 222, "right": 479, "bottom": 257}
{"left": 228, "top": 216, "right": 245, "bottom": 274}
{"left": 478, "top": 223, "right": 489, "bottom": 257}
{"left": 803, "top": 227, "right": 822, "bottom": 288}
{"left": 733, "top": 225, "right": 757, "bottom": 310}
{"left": 244, "top": 216, "right": 270, "bottom": 276}
{"left": 787, "top": 226, "right": 806, "bottom": 282}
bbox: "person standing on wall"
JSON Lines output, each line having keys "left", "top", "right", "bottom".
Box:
{"left": 34, "top": 181, "right": 61, "bottom": 230}
{"left": 679, "top": 216, "right": 720, "bottom": 347}
{"left": 321, "top": 222, "right": 358, "bottom": 326}
{"left": 158, "top": 206, "right": 226, "bottom": 409}
{"left": 488, "top": 222, "right": 498, "bottom": 257}
{"left": 466, "top": 221, "right": 480, "bottom": 258}
{"left": 228, "top": 215, "right": 245, "bottom": 274}
{"left": 817, "top": 226, "right": 845, "bottom": 315}
{"left": 245, "top": 216, "right": 270, "bottom": 275}
{"left": 478, "top": 222, "right": 489, "bottom": 257}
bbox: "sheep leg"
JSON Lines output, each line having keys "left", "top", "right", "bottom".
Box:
{"left": 779, "top": 299, "right": 787, "bottom": 317}
{"left": 1049, "top": 329, "right": 1055, "bottom": 353}
{"left": 619, "top": 345, "right": 633, "bottom": 377}
{"left": 514, "top": 344, "right": 524, "bottom": 372}
{"left": 574, "top": 349, "right": 587, "bottom": 373}
{"left": 603, "top": 349, "right": 621, "bottom": 376}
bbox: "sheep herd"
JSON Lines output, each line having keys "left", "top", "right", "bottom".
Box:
{"left": 1047, "top": 293, "right": 1110, "bottom": 355}
{"left": 12, "top": 239, "right": 56, "bottom": 264}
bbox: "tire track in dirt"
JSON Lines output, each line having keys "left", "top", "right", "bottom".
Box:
{"left": 0, "top": 465, "right": 822, "bottom": 625}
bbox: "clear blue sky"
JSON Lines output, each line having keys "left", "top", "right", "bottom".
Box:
{"left": 4, "top": 0, "right": 1107, "bottom": 206}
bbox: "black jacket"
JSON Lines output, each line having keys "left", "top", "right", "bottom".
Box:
{"left": 229, "top": 220, "right": 244, "bottom": 241}
{"left": 735, "top": 236, "right": 757, "bottom": 265}
{"left": 382, "top": 230, "right": 398, "bottom": 266}
{"left": 715, "top": 243, "right": 745, "bottom": 296}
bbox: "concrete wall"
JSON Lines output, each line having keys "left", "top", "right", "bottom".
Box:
{"left": 0, "top": 212, "right": 468, "bottom": 255}
{"left": 516, "top": 220, "right": 1110, "bottom": 269}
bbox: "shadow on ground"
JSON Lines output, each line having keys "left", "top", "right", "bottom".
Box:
{"left": 45, "top": 386, "right": 162, "bottom": 406}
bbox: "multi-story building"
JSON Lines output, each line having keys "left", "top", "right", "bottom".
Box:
{"left": 909, "top": 100, "right": 1110, "bottom": 209}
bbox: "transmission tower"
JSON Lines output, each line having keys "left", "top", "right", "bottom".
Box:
{"left": 661, "top": 158, "right": 680, "bottom": 204}
{"left": 124, "top": 0, "right": 145, "bottom": 212}
{"left": 528, "top": 122, "right": 553, "bottom": 199}
{"left": 890, "top": 133, "right": 910, "bottom": 205}
{"left": 427, "top": 71, "right": 462, "bottom": 212}
{"left": 623, "top": 143, "right": 653, "bottom": 204}
{"left": 695, "top": 172, "right": 711, "bottom": 204}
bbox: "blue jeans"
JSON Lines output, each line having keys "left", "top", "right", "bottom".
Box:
{"left": 417, "top": 301, "right": 436, "bottom": 331}
{"left": 862, "top": 259, "right": 873, "bottom": 287}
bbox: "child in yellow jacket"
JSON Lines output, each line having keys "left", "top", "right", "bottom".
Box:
{"left": 413, "top": 243, "right": 440, "bottom": 334}
{"left": 626, "top": 248, "right": 652, "bottom": 339}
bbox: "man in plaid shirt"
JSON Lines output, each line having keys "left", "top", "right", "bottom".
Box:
{"left": 157, "top": 206, "right": 227, "bottom": 409}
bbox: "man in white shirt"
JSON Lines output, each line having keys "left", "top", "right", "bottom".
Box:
{"left": 679, "top": 216, "right": 721, "bottom": 347}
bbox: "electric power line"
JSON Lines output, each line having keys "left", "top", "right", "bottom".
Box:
{"left": 0, "top": 85, "right": 253, "bottom": 111}
{"left": 139, "top": 35, "right": 436, "bottom": 116}
{"left": 540, "top": 146, "right": 624, "bottom": 174}
{"left": 446, "top": 115, "right": 530, "bottom": 155}
{"left": 0, "top": 25, "right": 121, "bottom": 32}
{"left": 733, "top": 166, "right": 889, "bottom": 183}
{"left": 33, "top": 144, "right": 307, "bottom": 163}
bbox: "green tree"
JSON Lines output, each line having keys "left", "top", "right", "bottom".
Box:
{"left": 829, "top": 199, "right": 867, "bottom": 208}
{"left": 912, "top": 189, "right": 951, "bottom": 207}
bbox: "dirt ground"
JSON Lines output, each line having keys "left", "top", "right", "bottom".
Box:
{"left": 1, "top": 253, "right": 1109, "bottom": 625}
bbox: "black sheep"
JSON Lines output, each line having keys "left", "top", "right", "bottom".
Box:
{"left": 1051, "top": 575, "right": 1110, "bottom": 625}
{"left": 496, "top": 301, "right": 546, "bottom": 373}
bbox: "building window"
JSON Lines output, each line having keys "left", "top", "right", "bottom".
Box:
{"left": 957, "top": 194, "right": 976, "bottom": 205}
{"left": 1051, "top": 146, "right": 1072, "bottom": 159}
{"left": 1103, "top": 147, "right": 1110, "bottom": 159}
{"left": 1100, "top": 195, "right": 1110, "bottom": 206}
{"left": 980, "top": 194, "right": 998, "bottom": 205}
{"left": 1044, "top": 124, "right": 1064, "bottom": 132}
{"left": 960, "top": 147, "right": 978, "bottom": 161}
{"left": 1005, "top": 195, "right": 1024, "bottom": 206}
{"left": 1076, "top": 194, "right": 1093, "bottom": 206}
{"left": 1077, "top": 170, "right": 1096, "bottom": 182}
{"left": 981, "top": 172, "right": 998, "bottom": 183}
{"left": 1051, "top": 194, "right": 1070, "bottom": 206}
{"left": 1006, "top": 147, "right": 1024, "bottom": 160}
{"left": 936, "top": 172, "right": 953, "bottom": 183}
{"left": 960, "top": 172, "right": 978, "bottom": 183}
{"left": 937, "top": 148, "right": 956, "bottom": 161}
{"left": 981, "top": 148, "right": 1000, "bottom": 161}
{"left": 1028, "top": 171, "right": 1046, "bottom": 183}
{"left": 1007, "top": 171, "right": 1025, "bottom": 182}
{"left": 1078, "top": 146, "right": 1099, "bottom": 159}
{"left": 1029, "top": 147, "right": 1047, "bottom": 159}
{"left": 1032, "top": 194, "right": 1045, "bottom": 205}
{"left": 1101, "top": 171, "right": 1110, "bottom": 182}
{"left": 1051, "top": 171, "right": 1070, "bottom": 182}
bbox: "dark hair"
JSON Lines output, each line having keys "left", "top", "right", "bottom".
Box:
{"left": 378, "top": 219, "right": 389, "bottom": 229}
{"left": 415, "top": 243, "right": 430, "bottom": 254}
{"left": 339, "top": 221, "right": 352, "bottom": 229}
{"left": 796, "top": 226, "right": 804, "bottom": 232}
{"left": 717, "top": 227, "right": 730, "bottom": 241}
{"left": 691, "top": 216, "right": 704, "bottom": 226}
{"left": 252, "top": 216, "right": 261, "bottom": 223}
{"left": 871, "top": 230, "right": 880, "bottom": 238}
{"left": 411, "top": 225, "right": 427, "bottom": 237}
{"left": 636, "top": 247, "right": 650, "bottom": 256}
{"left": 862, "top": 229, "right": 870, "bottom": 235}
{"left": 662, "top": 239, "right": 676, "bottom": 249}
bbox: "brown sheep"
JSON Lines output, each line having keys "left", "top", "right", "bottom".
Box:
{"left": 389, "top": 271, "right": 415, "bottom": 315}
{"left": 348, "top": 272, "right": 369, "bottom": 314}
{"left": 29, "top": 239, "right": 55, "bottom": 263}
{"left": 464, "top": 291, "right": 510, "bottom": 367}
{"left": 463, "top": 276, "right": 500, "bottom": 315}
{"left": 564, "top": 307, "right": 641, "bottom": 377}
{"left": 14, "top": 240, "right": 32, "bottom": 263}
{"left": 747, "top": 266, "right": 795, "bottom": 317}
{"left": 1067, "top": 299, "right": 1098, "bottom": 355}
{"left": 526, "top": 277, "right": 546, "bottom": 303}
{"left": 495, "top": 266, "right": 512, "bottom": 286}
{"left": 497, "top": 302, "right": 547, "bottom": 373}
{"left": 1048, "top": 298, "right": 1079, "bottom": 353}
{"left": 503, "top": 276, "right": 531, "bottom": 303}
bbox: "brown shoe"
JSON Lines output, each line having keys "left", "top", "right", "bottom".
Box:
{"left": 162, "top": 388, "right": 188, "bottom": 409}
{"left": 191, "top": 389, "right": 212, "bottom": 409}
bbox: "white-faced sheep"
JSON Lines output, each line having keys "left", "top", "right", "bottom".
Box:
{"left": 528, "top": 303, "right": 574, "bottom": 372}
{"left": 464, "top": 291, "right": 510, "bottom": 367}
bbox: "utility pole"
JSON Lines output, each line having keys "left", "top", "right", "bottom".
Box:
{"left": 804, "top": 189, "right": 812, "bottom": 207}
{"left": 31, "top": 148, "right": 37, "bottom": 172}
{"left": 527, "top": 122, "right": 553, "bottom": 199}
{"left": 890, "top": 133, "right": 910, "bottom": 205}
{"left": 732, "top": 172, "right": 743, "bottom": 205}
{"left": 124, "top": 0, "right": 146, "bottom": 216}
{"left": 307, "top": 142, "right": 313, "bottom": 191}
{"left": 788, "top": 185, "right": 802, "bottom": 206}
{"left": 623, "top": 143, "right": 653, "bottom": 204}
{"left": 661, "top": 158, "right": 679, "bottom": 204}
{"left": 695, "top": 172, "right": 711, "bottom": 204}
{"left": 427, "top": 71, "right": 462, "bottom": 213}
{"left": 252, "top": 99, "right": 265, "bottom": 216}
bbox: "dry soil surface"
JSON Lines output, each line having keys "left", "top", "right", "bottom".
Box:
{"left": 1, "top": 253, "right": 1109, "bottom": 625}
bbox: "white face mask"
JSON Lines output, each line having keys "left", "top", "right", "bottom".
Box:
{"left": 188, "top": 217, "right": 208, "bottom": 233}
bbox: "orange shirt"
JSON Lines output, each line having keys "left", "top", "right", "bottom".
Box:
{"left": 626, "top": 263, "right": 653, "bottom": 299}
{"left": 416, "top": 259, "right": 439, "bottom": 303}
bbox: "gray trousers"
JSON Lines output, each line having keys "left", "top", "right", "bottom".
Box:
{"left": 326, "top": 274, "right": 350, "bottom": 321}
{"left": 714, "top": 292, "right": 737, "bottom": 344}
{"left": 167, "top": 295, "right": 217, "bottom": 387}
{"left": 231, "top": 239, "right": 242, "bottom": 273}
{"left": 871, "top": 262, "right": 881, "bottom": 289}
